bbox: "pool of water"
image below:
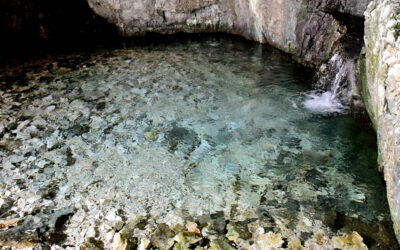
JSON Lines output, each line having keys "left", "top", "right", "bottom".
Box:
{"left": 0, "top": 36, "right": 395, "bottom": 248}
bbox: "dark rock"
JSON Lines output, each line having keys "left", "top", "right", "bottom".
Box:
{"left": 210, "top": 237, "right": 235, "bottom": 250}
{"left": 0, "top": 198, "right": 14, "bottom": 217}
{"left": 209, "top": 212, "right": 227, "bottom": 234}
{"left": 81, "top": 237, "right": 105, "bottom": 250}
{"left": 198, "top": 214, "right": 212, "bottom": 227}
{"left": 38, "top": 182, "right": 59, "bottom": 200}
{"left": 166, "top": 125, "right": 200, "bottom": 155}
{"left": 0, "top": 207, "right": 75, "bottom": 247}
{"left": 226, "top": 222, "right": 252, "bottom": 241}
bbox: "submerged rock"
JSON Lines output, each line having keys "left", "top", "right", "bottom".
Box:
{"left": 82, "top": 237, "right": 105, "bottom": 250}
{"left": 0, "top": 207, "right": 74, "bottom": 247}
{"left": 330, "top": 232, "right": 367, "bottom": 250}
{"left": 112, "top": 215, "right": 147, "bottom": 250}
{"left": 173, "top": 231, "right": 202, "bottom": 249}
{"left": 226, "top": 222, "right": 251, "bottom": 244}
{"left": 112, "top": 232, "right": 137, "bottom": 250}
{"left": 138, "top": 238, "right": 150, "bottom": 250}
{"left": 151, "top": 223, "right": 175, "bottom": 250}
{"left": 209, "top": 237, "right": 234, "bottom": 250}
{"left": 250, "top": 231, "right": 284, "bottom": 250}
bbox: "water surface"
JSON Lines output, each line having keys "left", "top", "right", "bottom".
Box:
{"left": 0, "top": 36, "right": 393, "bottom": 247}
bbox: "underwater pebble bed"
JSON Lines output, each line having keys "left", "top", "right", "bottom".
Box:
{"left": 0, "top": 37, "right": 397, "bottom": 249}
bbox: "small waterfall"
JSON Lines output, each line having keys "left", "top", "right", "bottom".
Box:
{"left": 303, "top": 52, "right": 356, "bottom": 113}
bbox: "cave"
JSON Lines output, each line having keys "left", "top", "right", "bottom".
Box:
{"left": 1, "top": 0, "right": 400, "bottom": 249}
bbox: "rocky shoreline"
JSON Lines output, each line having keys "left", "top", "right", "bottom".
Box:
{"left": 0, "top": 212, "right": 382, "bottom": 249}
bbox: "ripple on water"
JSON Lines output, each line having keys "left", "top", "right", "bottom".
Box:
{"left": 0, "top": 36, "right": 395, "bottom": 247}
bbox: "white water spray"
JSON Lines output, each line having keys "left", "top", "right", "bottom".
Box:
{"left": 303, "top": 53, "right": 353, "bottom": 114}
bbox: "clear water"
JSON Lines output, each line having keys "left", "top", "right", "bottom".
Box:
{"left": 0, "top": 36, "right": 393, "bottom": 245}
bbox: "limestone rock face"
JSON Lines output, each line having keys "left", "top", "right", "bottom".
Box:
{"left": 363, "top": 0, "right": 400, "bottom": 242}
{"left": 86, "top": 0, "right": 370, "bottom": 66}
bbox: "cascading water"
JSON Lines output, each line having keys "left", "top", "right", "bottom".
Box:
{"left": 303, "top": 52, "right": 356, "bottom": 113}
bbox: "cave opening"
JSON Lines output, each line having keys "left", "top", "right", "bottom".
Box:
{"left": 0, "top": 0, "right": 119, "bottom": 58}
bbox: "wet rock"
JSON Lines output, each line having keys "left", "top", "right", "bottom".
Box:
{"left": 38, "top": 182, "right": 59, "bottom": 200}
{"left": 150, "top": 223, "right": 175, "bottom": 250}
{"left": 198, "top": 214, "right": 212, "bottom": 228}
{"left": 209, "top": 212, "right": 226, "bottom": 234}
{"left": 304, "top": 232, "right": 330, "bottom": 248}
{"left": 166, "top": 125, "right": 200, "bottom": 155}
{"left": 185, "top": 221, "right": 200, "bottom": 234}
{"left": 112, "top": 215, "right": 146, "bottom": 250}
{"left": 0, "top": 207, "right": 74, "bottom": 247}
{"left": 138, "top": 238, "right": 150, "bottom": 250}
{"left": 209, "top": 238, "right": 234, "bottom": 250}
{"left": 125, "top": 215, "right": 148, "bottom": 231}
{"left": 226, "top": 222, "right": 251, "bottom": 244}
{"left": 112, "top": 232, "right": 137, "bottom": 250}
{"left": 82, "top": 237, "right": 105, "bottom": 250}
{"left": 330, "top": 232, "right": 367, "bottom": 250}
{"left": 0, "top": 198, "right": 14, "bottom": 217}
{"left": 287, "top": 238, "right": 302, "bottom": 250}
{"left": 0, "top": 218, "right": 21, "bottom": 229}
{"left": 105, "top": 210, "right": 124, "bottom": 230}
{"left": 335, "top": 215, "right": 399, "bottom": 249}
{"left": 173, "top": 232, "right": 202, "bottom": 249}
{"left": 144, "top": 129, "right": 159, "bottom": 141}
{"left": 250, "top": 231, "right": 284, "bottom": 250}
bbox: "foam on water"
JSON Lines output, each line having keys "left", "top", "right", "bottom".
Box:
{"left": 303, "top": 52, "right": 354, "bottom": 114}
{"left": 303, "top": 91, "right": 348, "bottom": 113}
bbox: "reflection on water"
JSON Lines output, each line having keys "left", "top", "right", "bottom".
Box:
{"left": 0, "top": 36, "right": 394, "bottom": 247}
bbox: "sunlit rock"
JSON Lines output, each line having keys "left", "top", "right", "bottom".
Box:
{"left": 185, "top": 221, "right": 201, "bottom": 234}
{"left": 250, "top": 229, "right": 284, "bottom": 249}
{"left": 151, "top": 223, "right": 176, "bottom": 250}
{"left": 330, "top": 232, "right": 368, "bottom": 250}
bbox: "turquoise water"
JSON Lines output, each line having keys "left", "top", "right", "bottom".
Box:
{"left": 0, "top": 36, "right": 394, "bottom": 246}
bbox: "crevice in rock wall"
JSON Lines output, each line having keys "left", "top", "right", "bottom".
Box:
{"left": 309, "top": 10, "right": 367, "bottom": 112}
{"left": 330, "top": 11, "right": 364, "bottom": 56}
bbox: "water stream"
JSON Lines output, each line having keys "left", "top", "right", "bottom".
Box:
{"left": 0, "top": 36, "right": 396, "bottom": 248}
{"left": 303, "top": 53, "right": 356, "bottom": 114}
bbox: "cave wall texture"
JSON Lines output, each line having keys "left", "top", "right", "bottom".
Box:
{"left": 86, "top": 0, "right": 370, "bottom": 66}
{"left": 363, "top": 0, "right": 400, "bottom": 240}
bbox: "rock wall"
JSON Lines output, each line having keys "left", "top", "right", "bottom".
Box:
{"left": 363, "top": 0, "right": 400, "bottom": 241}
{"left": 87, "top": 0, "right": 370, "bottom": 66}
